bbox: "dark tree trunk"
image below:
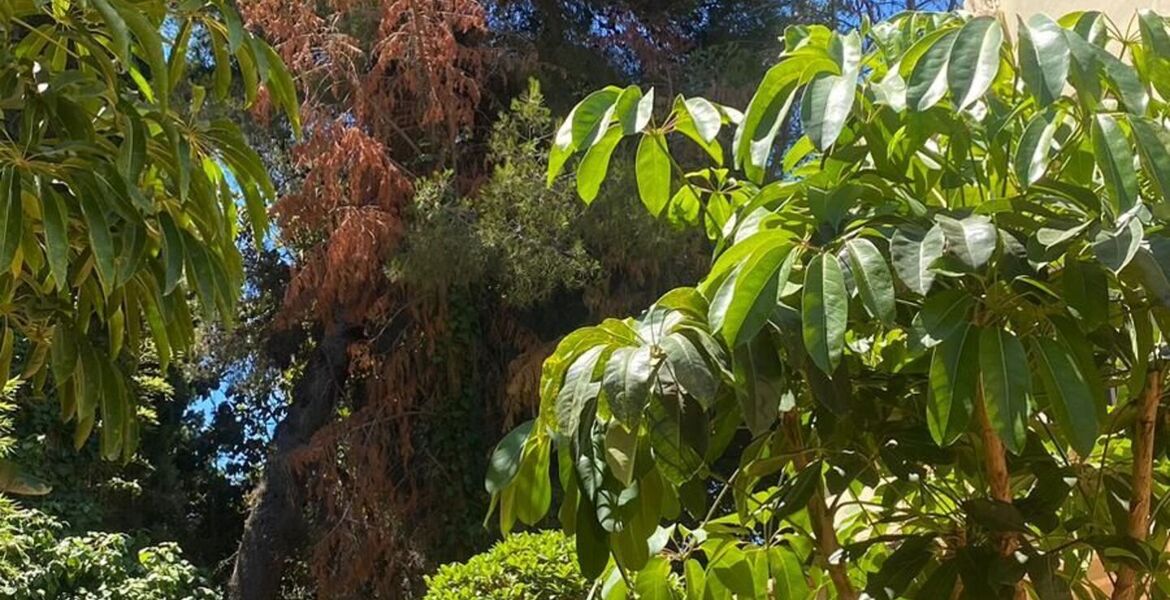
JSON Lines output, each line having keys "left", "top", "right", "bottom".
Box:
{"left": 228, "top": 325, "right": 356, "bottom": 600}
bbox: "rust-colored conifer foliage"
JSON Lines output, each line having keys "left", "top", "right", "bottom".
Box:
{"left": 242, "top": 0, "right": 486, "bottom": 327}
{"left": 233, "top": 1, "right": 491, "bottom": 597}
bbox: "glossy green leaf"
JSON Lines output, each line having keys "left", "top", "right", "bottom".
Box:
{"left": 576, "top": 492, "right": 610, "bottom": 580}
{"left": 77, "top": 184, "right": 116, "bottom": 293}
{"left": 907, "top": 30, "right": 958, "bottom": 111}
{"left": 636, "top": 134, "right": 671, "bottom": 216}
{"left": 891, "top": 225, "right": 945, "bottom": 295}
{"left": 734, "top": 333, "right": 785, "bottom": 436}
{"left": 936, "top": 214, "right": 997, "bottom": 271}
{"left": 1092, "top": 218, "right": 1143, "bottom": 273}
{"left": 115, "top": 4, "right": 169, "bottom": 108}
{"left": 1093, "top": 114, "right": 1139, "bottom": 217}
{"left": 978, "top": 327, "right": 1030, "bottom": 454}
{"left": 604, "top": 422, "right": 638, "bottom": 487}
{"left": 682, "top": 96, "right": 722, "bottom": 143}
{"left": 91, "top": 0, "right": 131, "bottom": 64}
{"left": 736, "top": 60, "right": 819, "bottom": 183}
{"left": 660, "top": 332, "right": 718, "bottom": 408}
{"left": 577, "top": 127, "right": 624, "bottom": 203}
{"left": 802, "top": 253, "right": 848, "bottom": 375}
{"left": 1032, "top": 338, "right": 1099, "bottom": 455}
{"left": 603, "top": 345, "right": 656, "bottom": 426}
{"left": 947, "top": 17, "right": 1003, "bottom": 109}
{"left": 0, "top": 169, "right": 21, "bottom": 273}
{"left": 514, "top": 440, "right": 552, "bottom": 525}
{"left": 1015, "top": 111, "right": 1058, "bottom": 187}
{"left": 484, "top": 420, "right": 534, "bottom": 494}
{"left": 709, "top": 241, "right": 794, "bottom": 347}
{"left": 1130, "top": 116, "right": 1170, "bottom": 204}
{"left": 928, "top": 324, "right": 978, "bottom": 446}
{"left": 843, "top": 238, "right": 895, "bottom": 325}
{"left": 555, "top": 346, "right": 606, "bottom": 436}
{"left": 800, "top": 31, "right": 860, "bottom": 150}
{"left": 634, "top": 557, "right": 673, "bottom": 600}
{"left": 1018, "top": 15, "right": 1070, "bottom": 107}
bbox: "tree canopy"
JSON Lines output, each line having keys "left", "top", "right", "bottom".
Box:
{"left": 491, "top": 9, "right": 1170, "bottom": 599}
{"left": 0, "top": 0, "right": 295, "bottom": 469}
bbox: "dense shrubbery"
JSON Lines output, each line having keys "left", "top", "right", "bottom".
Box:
{"left": 423, "top": 531, "right": 588, "bottom": 599}
{"left": 0, "top": 499, "right": 216, "bottom": 599}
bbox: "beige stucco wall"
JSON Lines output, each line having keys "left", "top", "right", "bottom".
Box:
{"left": 967, "top": 0, "right": 1170, "bottom": 28}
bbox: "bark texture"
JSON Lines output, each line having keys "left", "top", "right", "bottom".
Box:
{"left": 228, "top": 326, "right": 357, "bottom": 600}
{"left": 1112, "top": 368, "right": 1163, "bottom": 600}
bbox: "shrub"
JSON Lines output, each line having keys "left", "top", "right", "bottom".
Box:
{"left": 0, "top": 498, "right": 217, "bottom": 599}
{"left": 424, "top": 531, "right": 588, "bottom": 599}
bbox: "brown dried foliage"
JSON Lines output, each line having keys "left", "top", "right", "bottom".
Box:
{"left": 240, "top": 0, "right": 498, "bottom": 596}
{"left": 243, "top": 0, "right": 487, "bottom": 327}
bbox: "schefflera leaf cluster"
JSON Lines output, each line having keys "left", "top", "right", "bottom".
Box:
{"left": 0, "top": 0, "right": 297, "bottom": 462}
{"left": 488, "top": 9, "right": 1170, "bottom": 600}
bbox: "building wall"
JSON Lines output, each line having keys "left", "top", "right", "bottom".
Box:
{"left": 967, "top": 0, "right": 1169, "bottom": 29}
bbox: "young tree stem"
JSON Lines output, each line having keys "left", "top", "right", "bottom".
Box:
{"left": 1112, "top": 368, "right": 1163, "bottom": 600}
{"left": 784, "top": 412, "right": 858, "bottom": 600}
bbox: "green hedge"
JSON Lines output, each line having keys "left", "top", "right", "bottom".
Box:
{"left": 424, "top": 530, "right": 588, "bottom": 599}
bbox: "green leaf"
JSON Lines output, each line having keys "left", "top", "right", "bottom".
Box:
{"left": 1093, "top": 45, "right": 1149, "bottom": 115}
{"left": 891, "top": 225, "right": 945, "bottom": 295}
{"left": 115, "top": 4, "right": 169, "bottom": 108}
{"left": 636, "top": 134, "right": 671, "bottom": 216}
{"left": 577, "top": 127, "right": 624, "bottom": 203}
{"left": 1129, "top": 116, "right": 1170, "bottom": 204}
{"left": 99, "top": 360, "right": 125, "bottom": 461}
{"left": 1092, "top": 218, "right": 1142, "bottom": 273}
{"left": 77, "top": 183, "right": 115, "bottom": 293}
{"left": 514, "top": 440, "right": 552, "bottom": 525}
{"left": 484, "top": 420, "right": 534, "bottom": 494}
{"left": 843, "top": 238, "right": 896, "bottom": 325}
{"left": 0, "top": 460, "right": 51, "bottom": 496}
{"left": 660, "top": 332, "right": 718, "bottom": 408}
{"left": 39, "top": 185, "right": 68, "bottom": 290}
{"left": 736, "top": 59, "right": 822, "bottom": 183}
{"left": 1018, "top": 15, "right": 1070, "bottom": 107}
{"left": 554, "top": 346, "right": 606, "bottom": 436}
{"left": 1032, "top": 338, "right": 1099, "bottom": 455}
{"left": 1093, "top": 114, "right": 1139, "bottom": 217}
{"left": 928, "top": 324, "right": 978, "bottom": 446}
{"left": 907, "top": 30, "right": 958, "bottom": 111}
{"left": 682, "top": 97, "right": 722, "bottom": 143}
{"left": 766, "top": 547, "right": 811, "bottom": 599}
{"left": 947, "top": 17, "right": 1003, "bottom": 110}
{"left": 0, "top": 168, "right": 21, "bottom": 273}
{"left": 800, "top": 31, "right": 860, "bottom": 150}
{"left": 978, "top": 327, "right": 1030, "bottom": 454}
{"left": 259, "top": 43, "right": 301, "bottom": 137}
{"left": 864, "top": 536, "right": 935, "bottom": 599}
{"left": 709, "top": 241, "right": 794, "bottom": 347}
{"left": 634, "top": 557, "right": 673, "bottom": 600}
{"left": 802, "top": 252, "right": 848, "bottom": 375}
{"left": 550, "top": 87, "right": 621, "bottom": 181}
{"left": 936, "top": 214, "right": 997, "bottom": 271}
{"left": 603, "top": 345, "right": 656, "bottom": 426}
{"left": 91, "top": 0, "right": 131, "bottom": 64}
{"left": 604, "top": 422, "right": 638, "bottom": 487}
{"left": 734, "top": 333, "right": 785, "bottom": 436}
{"left": 613, "top": 85, "right": 652, "bottom": 135}
{"left": 801, "top": 72, "right": 854, "bottom": 151}
{"left": 1015, "top": 111, "right": 1058, "bottom": 187}
{"left": 575, "top": 492, "right": 610, "bottom": 580}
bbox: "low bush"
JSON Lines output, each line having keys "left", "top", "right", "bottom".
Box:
{"left": 424, "top": 530, "right": 587, "bottom": 599}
